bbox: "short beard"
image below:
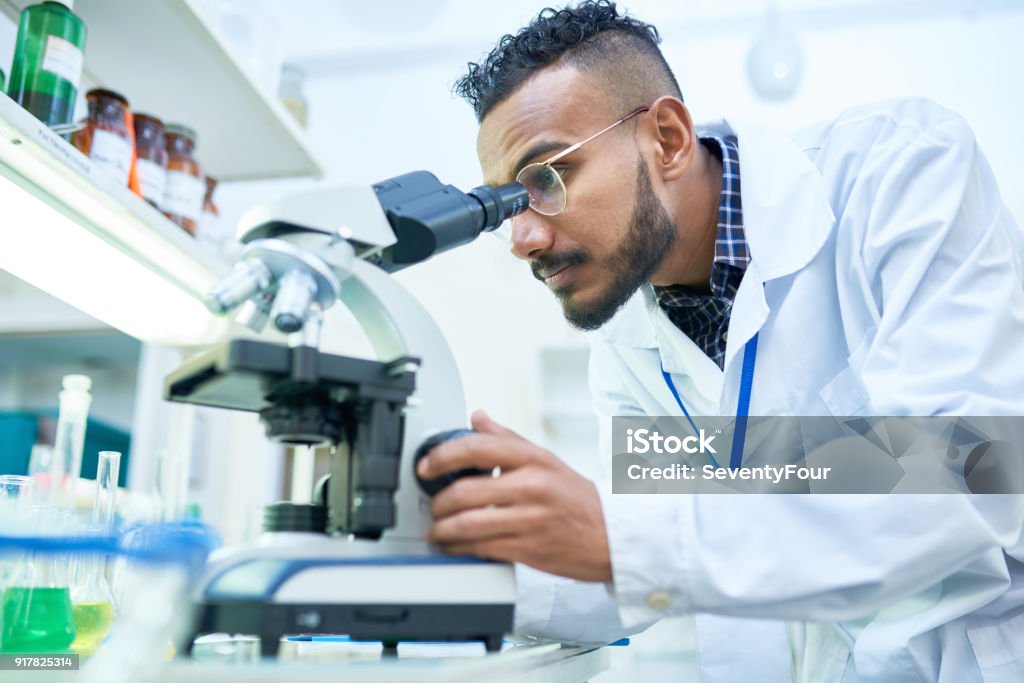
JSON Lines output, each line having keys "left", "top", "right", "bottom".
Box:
{"left": 556, "top": 158, "right": 677, "bottom": 331}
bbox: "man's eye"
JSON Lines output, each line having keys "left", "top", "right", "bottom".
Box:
{"left": 543, "top": 168, "right": 561, "bottom": 186}
{"left": 529, "top": 166, "right": 559, "bottom": 191}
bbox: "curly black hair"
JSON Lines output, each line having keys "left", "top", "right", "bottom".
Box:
{"left": 455, "top": 0, "right": 681, "bottom": 122}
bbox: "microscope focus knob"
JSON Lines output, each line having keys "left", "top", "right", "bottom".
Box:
{"left": 414, "top": 429, "right": 490, "bottom": 497}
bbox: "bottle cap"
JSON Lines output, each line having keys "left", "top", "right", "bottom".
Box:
{"left": 184, "top": 502, "right": 202, "bottom": 520}
{"left": 165, "top": 123, "right": 198, "bottom": 143}
{"left": 62, "top": 374, "right": 92, "bottom": 392}
{"left": 86, "top": 88, "right": 130, "bottom": 108}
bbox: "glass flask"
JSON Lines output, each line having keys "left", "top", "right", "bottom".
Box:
{"left": 70, "top": 451, "right": 120, "bottom": 655}
{"left": 0, "top": 506, "right": 76, "bottom": 653}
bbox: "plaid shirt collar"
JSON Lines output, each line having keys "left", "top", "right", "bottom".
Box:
{"left": 654, "top": 135, "right": 747, "bottom": 305}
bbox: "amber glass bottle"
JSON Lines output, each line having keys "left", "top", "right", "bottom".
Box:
{"left": 162, "top": 124, "right": 204, "bottom": 235}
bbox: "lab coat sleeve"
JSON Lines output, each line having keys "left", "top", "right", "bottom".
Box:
{"left": 512, "top": 337, "right": 662, "bottom": 644}
{"left": 849, "top": 109, "right": 1024, "bottom": 415}
{"left": 595, "top": 111, "right": 1024, "bottom": 628}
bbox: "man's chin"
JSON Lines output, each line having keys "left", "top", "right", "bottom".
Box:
{"left": 558, "top": 290, "right": 623, "bottom": 332}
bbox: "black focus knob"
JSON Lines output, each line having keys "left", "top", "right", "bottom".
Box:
{"left": 414, "top": 428, "right": 490, "bottom": 496}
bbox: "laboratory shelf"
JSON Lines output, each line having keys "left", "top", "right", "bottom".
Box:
{"left": 0, "top": 91, "right": 231, "bottom": 344}
{"left": 0, "top": 90, "right": 230, "bottom": 287}
{"left": 0, "top": 0, "right": 325, "bottom": 181}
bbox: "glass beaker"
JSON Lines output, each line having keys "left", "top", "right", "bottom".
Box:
{"left": 0, "top": 506, "right": 76, "bottom": 653}
{"left": 70, "top": 451, "right": 120, "bottom": 655}
{"left": 0, "top": 476, "right": 37, "bottom": 602}
{"left": 0, "top": 475, "right": 36, "bottom": 523}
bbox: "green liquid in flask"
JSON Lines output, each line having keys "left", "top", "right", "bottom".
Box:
{"left": 70, "top": 601, "right": 114, "bottom": 655}
{"left": 0, "top": 587, "right": 76, "bottom": 652}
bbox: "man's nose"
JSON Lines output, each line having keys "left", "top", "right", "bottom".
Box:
{"left": 509, "top": 211, "right": 556, "bottom": 260}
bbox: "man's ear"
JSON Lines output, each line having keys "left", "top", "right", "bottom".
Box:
{"left": 646, "top": 97, "right": 695, "bottom": 182}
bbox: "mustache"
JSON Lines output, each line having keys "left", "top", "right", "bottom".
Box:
{"left": 531, "top": 248, "right": 589, "bottom": 282}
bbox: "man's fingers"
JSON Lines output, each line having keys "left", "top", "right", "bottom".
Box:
{"left": 438, "top": 537, "right": 524, "bottom": 564}
{"left": 430, "top": 469, "right": 541, "bottom": 519}
{"left": 417, "top": 432, "right": 536, "bottom": 479}
{"left": 429, "top": 505, "right": 538, "bottom": 545}
{"left": 471, "top": 410, "right": 524, "bottom": 440}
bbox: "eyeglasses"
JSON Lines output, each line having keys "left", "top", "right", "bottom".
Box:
{"left": 494, "top": 105, "right": 650, "bottom": 240}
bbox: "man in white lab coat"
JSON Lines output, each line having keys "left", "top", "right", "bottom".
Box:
{"left": 415, "top": 2, "right": 1024, "bottom": 681}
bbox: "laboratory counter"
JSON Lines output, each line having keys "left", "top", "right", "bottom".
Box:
{"left": 0, "top": 638, "right": 610, "bottom": 683}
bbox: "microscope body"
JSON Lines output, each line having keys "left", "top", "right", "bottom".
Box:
{"left": 163, "top": 172, "right": 527, "bottom": 653}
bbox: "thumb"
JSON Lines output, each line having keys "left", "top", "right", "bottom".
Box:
{"left": 471, "top": 410, "right": 523, "bottom": 440}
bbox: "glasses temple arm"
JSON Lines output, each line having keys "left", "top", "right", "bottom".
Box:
{"left": 540, "top": 107, "right": 650, "bottom": 165}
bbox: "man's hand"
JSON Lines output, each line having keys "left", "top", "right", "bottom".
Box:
{"left": 418, "top": 410, "right": 612, "bottom": 583}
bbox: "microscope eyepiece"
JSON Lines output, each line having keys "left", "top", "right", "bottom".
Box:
{"left": 371, "top": 172, "right": 530, "bottom": 272}
{"left": 468, "top": 182, "right": 529, "bottom": 233}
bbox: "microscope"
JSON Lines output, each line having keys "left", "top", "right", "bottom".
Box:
{"left": 163, "top": 172, "right": 528, "bottom": 655}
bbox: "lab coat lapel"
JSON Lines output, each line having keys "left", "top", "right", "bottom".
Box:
{"left": 645, "top": 287, "right": 725, "bottom": 413}
{"left": 717, "top": 119, "right": 838, "bottom": 372}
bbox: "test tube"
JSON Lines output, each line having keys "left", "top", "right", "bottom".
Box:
{"left": 51, "top": 375, "right": 93, "bottom": 508}
{"left": 92, "top": 451, "right": 121, "bottom": 531}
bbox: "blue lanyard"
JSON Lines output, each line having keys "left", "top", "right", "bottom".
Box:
{"left": 660, "top": 332, "right": 758, "bottom": 469}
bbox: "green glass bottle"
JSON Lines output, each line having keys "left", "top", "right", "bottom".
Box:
{"left": 6, "top": 1, "right": 87, "bottom": 127}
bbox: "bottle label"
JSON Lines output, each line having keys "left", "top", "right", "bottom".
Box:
{"left": 89, "top": 129, "right": 132, "bottom": 186}
{"left": 136, "top": 159, "right": 167, "bottom": 204}
{"left": 162, "top": 171, "right": 205, "bottom": 221}
{"left": 42, "top": 35, "right": 84, "bottom": 85}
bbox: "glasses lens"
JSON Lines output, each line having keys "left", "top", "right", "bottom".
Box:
{"left": 516, "top": 163, "right": 566, "bottom": 216}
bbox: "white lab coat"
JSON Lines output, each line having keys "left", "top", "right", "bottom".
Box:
{"left": 514, "top": 98, "right": 1024, "bottom": 683}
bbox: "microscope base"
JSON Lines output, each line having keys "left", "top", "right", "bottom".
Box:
{"left": 187, "top": 544, "right": 516, "bottom": 657}
{"left": 189, "top": 600, "right": 511, "bottom": 655}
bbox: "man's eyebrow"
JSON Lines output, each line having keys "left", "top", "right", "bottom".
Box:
{"left": 488, "top": 141, "right": 568, "bottom": 186}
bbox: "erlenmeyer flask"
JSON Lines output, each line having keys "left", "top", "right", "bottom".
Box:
{"left": 0, "top": 506, "right": 76, "bottom": 653}
{"left": 69, "top": 545, "right": 116, "bottom": 655}
{"left": 70, "top": 451, "right": 120, "bottom": 655}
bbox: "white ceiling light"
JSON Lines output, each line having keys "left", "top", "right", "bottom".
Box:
{"left": 747, "top": 7, "right": 805, "bottom": 101}
{"left": 0, "top": 175, "right": 227, "bottom": 345}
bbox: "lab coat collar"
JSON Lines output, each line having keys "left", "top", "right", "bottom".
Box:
{"left": 708, "top": 117, "right": 837, "bottom": 283}
{"left": 597, "top": 118, "right": 836, "bottom": 353}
